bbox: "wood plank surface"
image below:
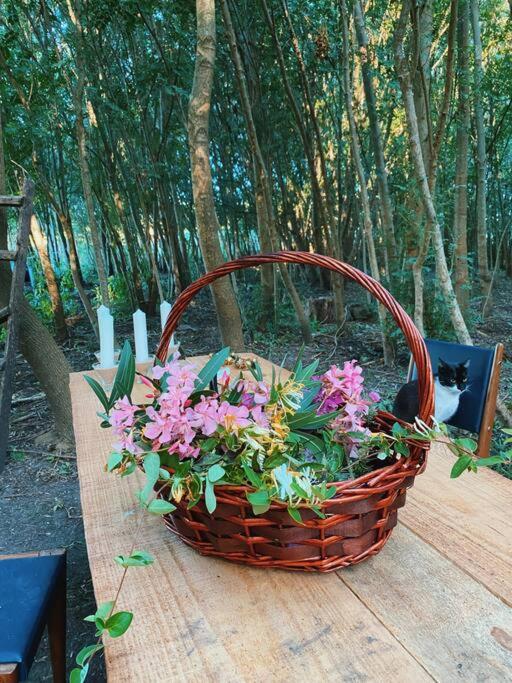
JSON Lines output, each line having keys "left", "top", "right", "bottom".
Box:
{"left": 339, "top": 525, "right": 512, "bottom": 681}
{"left": 72, "top": 365, "right": 430, "bottom": 682}
{"left": 401, "top": 443, "right": 512, "bottom": 607}
{"left": 72, "top": 354, "right": 512, "bottom": 682}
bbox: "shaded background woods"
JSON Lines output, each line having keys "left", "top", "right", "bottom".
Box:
{"left": 1, "top": 0, "right": 512, "bottom": 433}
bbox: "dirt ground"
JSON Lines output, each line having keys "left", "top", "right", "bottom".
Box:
{"left": 1, "top": 277, "right": 511, "bottom": 682}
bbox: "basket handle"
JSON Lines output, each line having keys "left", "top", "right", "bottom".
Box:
{"left": 156, "top": 251, "right": 434, "bottom": 423}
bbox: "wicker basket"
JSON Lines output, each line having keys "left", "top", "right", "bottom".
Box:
{"left": 154, "top": 251, "right": 434, "bottom": 572}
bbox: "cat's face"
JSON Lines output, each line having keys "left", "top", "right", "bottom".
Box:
{"left": 438, "top": 358, "right": 470, "bottom": 392}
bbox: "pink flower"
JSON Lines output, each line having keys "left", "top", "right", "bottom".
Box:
{"left": 251, "top": 405, "right": 269, "bottom": 428}
{"left": 216, "top": 402, "right": 251, "bottom": 432}
{"left": 144, "top": 406, "right": 176, "bottom": 444}
{"left": 113, "top": 432, "right": 142, "bottom": 455}
{"left": 369, "top": 390, "right": 380, "bottom": 403}
{"left": 110, "top": 396, "right": 139, "bottom": 433}
{"left": 253, "top": 381, "right": 270, "bottom": 405}
{"left": 169, "top": 441, "right": 200, "bottom": 460}
{"left": 193, "top": 396, "right": 220, "bottom": 436}
{"left": 237, "top": 379, "right": 271, "bottom": 408}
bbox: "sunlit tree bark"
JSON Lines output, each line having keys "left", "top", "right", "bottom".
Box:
{"left": 188, "top": 0, "right": 245, "bottom": 350}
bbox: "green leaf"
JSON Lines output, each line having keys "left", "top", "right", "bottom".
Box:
{"left": 298, "top": 383, "right": 322, "bottom": 410}
{"left": 454, "top": 437, "right": 478, "bottom": 453}
{"left": 311, "top": 505, "right": 326, "bottom": 519}
{"left": 475, "top": 456, "right": 504, "bottom": 467}
{"left": 205, "top": 478, "right": 217, "bottom": 513}
{"left": 207, "top": 463, "right": 226, "bottom": 483}
{"left": 92, "top": 601, "right": 114, "bottom": 622}
{"left": 247, "top": 489, "right": 270, "bottom": 515}
{"left": 107, "top": 451, "right": 123, "bottom": 472}
{"left": 114, "top": 551, "right": 155, "bottom": 568}
{"left": 286, "top": 409, "right": 340, "bottom": 431}
{"left": 70, "top": 664, "right": 89, "bottom": 683}
{"left": 287, "top": 506, "right": 303, "bottom": 524}
{"left": 450, "top": 455, "right": 473, "bottom": 478}
{"left": 70, "top": 667, "right": 82, "bottom": 683}
{"left": 195, "top": 347, "right": 231, "bottom": 390}
{"left": 286, "top": 430, "right": 325, "bottom": 454}
{"left": 76, "top": 644, "right": 103, "bottom": 667}
{"left": 110, "top": 341, "right": 136, "bottom": 406}
{"left": 147, "top": 499, "right": 176, "bottom": 515}
{"left": 249, "top": 360, "right": 263, "bottom": 382}
{"left": 140, "top": 452, "right": 161, "bottom": 502}
{"left": 84, "top": 375, "right": 110, "bottom": 413}
{"left": 242, "top": 463, "right": 263, "bottom": 488}
{"left": 105, "top": 611, "right": 133, "bottom": 638}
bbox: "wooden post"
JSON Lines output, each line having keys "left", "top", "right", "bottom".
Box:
{"left": 0, "top": 178, "right": 34, "bottom": 472}
{"left": 477, "top": 343, "right": 504, "bottom": 458}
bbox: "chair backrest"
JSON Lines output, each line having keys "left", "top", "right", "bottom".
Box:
{"left": 408, "top": 338, "right": 497, "bottom": 433}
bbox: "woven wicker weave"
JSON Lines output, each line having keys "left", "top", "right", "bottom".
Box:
{"left": 154, "top": 251, "right": 434, "bottom": 572}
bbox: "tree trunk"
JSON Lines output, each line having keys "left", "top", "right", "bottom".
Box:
{"left": 30, "top": 214, "right": 68, "bottom": 340}
{"left": 66, "top": 0, "right": 110, "bottom": 305}
{"left": 470, "top": 0, "right": 491, "bottom": 300}
{"left": 72, "top": 77, "right": 110, "bottom": 306}
{"left": 411, "top": 0, "right": 458, "bottom": 333}
{"left": 353, "top": 0, "right": 397, "bottom": 269}
{"left": 0, "top": 118, "right": 72, "bottom": 440}
{"left": 220, "top": 0, "right": 311, "bottom": 343}
{"left": 188, "top": 0, "right": 244, "bottom": 351}
{"left": 394, "top": 0, "right": 472, "bottom": 345}
{"left": 453, "top": 0, "right": 470, "bottom": 313}
{"left": 341, "top": 0, "right": 393, "bottom": 365}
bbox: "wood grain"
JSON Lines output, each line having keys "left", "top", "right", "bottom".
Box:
{"left": 401, "top": 443, "right": 512, "bottom": 606}
{"left": 72, "top": 358, "right": 430, "bottom": 682}
{"left": 72, "top": 354, "right": 512, "bottom": 682}
{"left": 339, "top": 524, "right": 512, "bottom": 681}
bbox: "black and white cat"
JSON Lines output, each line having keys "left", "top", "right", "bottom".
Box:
{"left": 393, "top": 358, "right": 470, "bottom": 423}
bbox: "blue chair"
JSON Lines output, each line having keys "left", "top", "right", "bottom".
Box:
{"left": 408, "top": 339, "right": 504, "bottom": 457}
{"left": 0, "top": 550, "right": 66, "bottom": 683}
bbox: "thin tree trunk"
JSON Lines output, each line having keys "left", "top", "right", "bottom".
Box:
{"left": 30, "top": 214, "right": 68, "bottom": 340}
{"left": 341, "top": 0, "right": 393, "bottom": 365}
{"left": 220, "top": 0, "right": 311, "bottom": 343}
{"left": 353, "top": 0, "right": 397, "bottom": 268}
{"left": 470, "top": 0, "right": 491, "bottom": 300}
{"left": 66, "top": 0, "right": 109, "bottom": 305}
{"left": 394, "top": 0, "right": 472, "bottom": 345}
{"left": 453, "top": 0, "right": 470, "bottom": 313}
{"left": 411, "top": 0, "right": 458, "bottom": 333}
{"left": 188, "top": 0, "right": 244, "bottom": 350}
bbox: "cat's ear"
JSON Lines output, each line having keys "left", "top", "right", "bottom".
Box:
{"left": 460, "top": 359, "right": 470, "bottom": 369}
{"left": 438, "top": 358, "right": 449, "bottom": 368}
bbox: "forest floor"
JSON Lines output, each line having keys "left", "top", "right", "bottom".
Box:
{"left": 1, "top": 276, "right": 511, "bottom": 682}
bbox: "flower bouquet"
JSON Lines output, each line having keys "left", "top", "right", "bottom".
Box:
{"left": 87, "top": 342, "right": 435, "bottom": 571}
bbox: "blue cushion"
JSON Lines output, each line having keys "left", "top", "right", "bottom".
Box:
{"left": 0, "top": 552, "right": 65, "bottom": 681}
{"left": 410, "top": 339, "right": 495, "bottom": 433}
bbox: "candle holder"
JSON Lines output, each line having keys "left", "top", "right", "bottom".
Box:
{"left": 135, "top": 356, "right": 155, "bottom": 382}
{"left": 94, "top": 349, "right": 121, "bottom": 365}
{"left": 92, "top": 362, "right": 119, "bottom": 392}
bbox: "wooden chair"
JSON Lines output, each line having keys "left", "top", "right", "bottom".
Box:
{"left": 407, "top": 339, "right": 504, "bottom": 457}
{"left": 0, "top": 550, "right": 66, "bottom": 683}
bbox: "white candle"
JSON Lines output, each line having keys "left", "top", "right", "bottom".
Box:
{"left": 97, "top": 305, "right": 115, "bottom": 368}
{"left": 133, "top": 309, "right": 150, "bottom": 363}
{"left": 160, "top": 300, "right": 176, "bottom": 350}
{"left": 160, "top": 300, "right": 172, "bottom": 332}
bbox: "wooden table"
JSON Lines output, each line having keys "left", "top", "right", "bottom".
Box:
{"left": 71, "top": 356, "right": 512, "bottom": 682}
